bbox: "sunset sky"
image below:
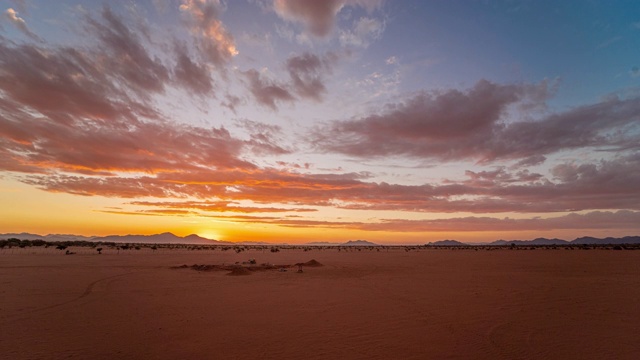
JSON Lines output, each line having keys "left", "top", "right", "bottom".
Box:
{"left": 1, "top": 0, "right": 640, "bottom": 244}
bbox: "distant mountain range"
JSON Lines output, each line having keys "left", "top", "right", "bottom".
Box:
{"left": 429, "top": 236, "right": 640, "bottom": 246}
{"left": 2, "top": 232, "right": 640, "bottom": 245}
{"left": 0, "top": 232, "right": 228, "bottom": 245}
{"left": 94, "top": 232, "right": 229, "bottom": 245}
{"left": 0, "top": 232, "right": 381, "bottom": 246}
{"left": 489, "top": 237, "right": 568, "bottom": 246}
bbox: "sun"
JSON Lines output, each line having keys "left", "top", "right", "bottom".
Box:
{"left": 197, "top": 230, "right": 223, "bottom": 241}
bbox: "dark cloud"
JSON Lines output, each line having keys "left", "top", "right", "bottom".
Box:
{"left": 511, "top": 155, "right": 547, "bottom": 168}
{"left": 86, "top": 7, "right": 169, "bottom": 96}
{"left": 356, "top": 210, "right": 640, "bottom": 232}
{"left": 173, "top": 42, "right": 214, "bottom": 94}
{"left": 235, "top": 119, "right": 291, "bottom": 155}
{"left": 0, "top": 41, "right": 146, "bottom": 125}
{"left": 273, "top": 0, "right": 383, "bottom": 37}
{"left": 241, "top": 69, "right": 294, "bottom": 110}
{"left": 203, "top": 210, "right": 640, "bottom": 233}
{"left": 285, "top": 52, "right": 338, "bottom": 101}
{"left": 274, "top": 0, "right": 345, "bottom": 37}
{"left": 314, "top": 79, "right": 640, "bottom": 163}
{"left": 241, "top": 51, "right": 340, "bottom": 108}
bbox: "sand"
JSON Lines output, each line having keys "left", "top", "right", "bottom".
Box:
{"left": 1, "top": 247, "right": 639, "bottom": 359}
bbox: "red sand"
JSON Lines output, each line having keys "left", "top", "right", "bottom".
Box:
{"left": 1, "top": 247, "right": 639, "bottom": 359}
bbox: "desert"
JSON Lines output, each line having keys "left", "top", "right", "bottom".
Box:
{"left": 1, "top": 246, "right": 639, "bottom": 359}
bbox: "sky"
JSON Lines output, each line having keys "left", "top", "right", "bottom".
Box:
{"left": 1, "top": 0, "right": 640, "bottom": 244}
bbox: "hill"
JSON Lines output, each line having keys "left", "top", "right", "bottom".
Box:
{"left": 571, "top": 236, "right": 640, "bottom": 245}
{"left": 490, "top": 238, "right": 569, "bottom": 246}
{"left": 340, "top": 240, "right": 378, "bottom": 246}
{"left": 428, "top": 240, "right": 467, "bottom": 246}
{"left": 93, "top": 232, "right": 225, "bottom": 245}
{"left": 0, "top": 233, "right": 95, "bottom": 242}
{"left": 0, "top": 232, "right": 226, "bottom": 245}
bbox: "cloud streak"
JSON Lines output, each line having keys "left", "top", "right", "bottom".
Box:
{"left": 205, "top": 210, "right": 640, "bottom": 232}
{"left": 4, "top": 8, "right": 39, "bottom": 40}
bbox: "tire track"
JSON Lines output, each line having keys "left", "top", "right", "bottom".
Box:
{"left": 1, "top": 271, "right": 135, "bottom": 323}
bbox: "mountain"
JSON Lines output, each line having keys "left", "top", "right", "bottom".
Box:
{"left": 3, "top": 232, "right": 640, "bottom": 246}
{"left": 571, "top": 236, "right": 640, "bottom": 245}
{"left": 428, "top": 240, "right": 468, "bottom": 246}
{"left": 340, "top": 240, "right": 378, "bottom": 246}
{"left": 490, "top": 238, "right": 569, "bottom": 246}
{"left": 0, "top": 233, "right": 94, "bottom": 242}
{"left": 92, "top": 232, "right": 223, "bottom": 244}
{"left": 0, "top": 232, "right": 227, "bottom": 245}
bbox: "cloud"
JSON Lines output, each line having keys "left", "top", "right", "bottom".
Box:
{"left": 285, "top": 51, "right": 338, "bottom": 101}
{"left": 1, "top": 112, "right": 256, "bottom": 177}
{"left": 273, "top": 0, "right": 383, "bottom": 37}
{"left": 273, "top": 0, "right": 345, "bottom": 37}
{"left": 241, "top": 51, "right": 341, "bottom": 107}
{"left": 0, "top": 38, "right": 263, "bottom": 178}
{"left": 179, "top": 0, "right": 238, "bottom": 66}
{"left": 128, "top": 200, "right": 317, "bottom": 214}
{"left": 314, "top": 79, "right": 640, "bottom": 163}
{"left": 173, "top": 42, "right": 214, "bottom": 94}
{"left": 85, "top": 6, "right": 170, "bottom": 96}
{"left": 4, "top": 8, "right": 40, "bottom": 40}
{"left": 356, "top": 210, "right": 640, "bottom": 232}
{"left": 0, "top": 41, "right": 148, "bottom": 125}
{"left": 221, "top": 93, "right": 242, "bottom": 112}
{"left": 511, "top": 155, "right": 547, "bottom": 168}
{"left": 235, "top": 119, "right": 291, "bottom": 155}
{"left": 339, "top": 16, "right": 385, "bottom": 48}
{"left": 2, "top": 50, "right": 638, "bottom": 217}
{"left": 241, "top": 68, "right": 295, "bottom": 110}
{"left": 202, "top": 210, "right": 640, "bottom": 233}
{"left": 13, "top": 151, "right": 640, "bottom": 218}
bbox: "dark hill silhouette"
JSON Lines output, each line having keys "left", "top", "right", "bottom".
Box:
{"left": 490, "top": 238, "right": 569, "bottom": 246}
{"left": 571, "top": 236, "right": 640, "bottom": 245}
{"left": 0, "top": 233, "right": 94, "bottom": 242}
{"left": 93, "top": 232, "right": 226, "bottom": 244}
{"left": 3, "top": 233, "right": 640, "bottom": 246}
{"left": 340, "top": 240, "right": 378, "bottom": 246}
{"left": 429, "top": 240, "right": 467, "bottom": 246}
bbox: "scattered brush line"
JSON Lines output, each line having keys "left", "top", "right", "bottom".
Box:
{"left": 171, "top": 259, "right": 323, "bottom": 276}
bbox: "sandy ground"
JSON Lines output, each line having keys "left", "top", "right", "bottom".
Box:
{"left": 1, "top": 247, "right": 639, "bottom": 359}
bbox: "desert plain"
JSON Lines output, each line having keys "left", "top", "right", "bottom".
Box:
{"left": 1, "top": 246, "right": 639, "bottom": 359}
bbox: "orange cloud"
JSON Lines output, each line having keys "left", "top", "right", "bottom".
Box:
{"left": 179, "top": 0, "right": 238, "bottom": 65}
{"left": 206, "top": 210, "right": 640, "bottom": 233}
